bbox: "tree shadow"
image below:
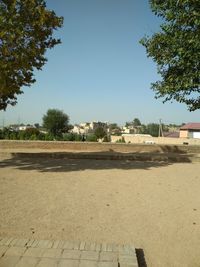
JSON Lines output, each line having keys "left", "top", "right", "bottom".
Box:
{"left": 136, "top": 248, "right": 148, "bottom": 267}
{"left": 0, "top": 151, "right": 192, "bottom": 173}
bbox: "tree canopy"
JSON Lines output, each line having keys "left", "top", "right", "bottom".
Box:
{"left": 133, "top": 118, "right": 141, "bottom": 126}
{"left": 140, "top": 0, "right": 200, "bottom": 111}
{"left": 125, "top": 118, "right": 141, "bottom": 127}
{"left": 43, "top": 109, "right": 69, "bottom": 136}
{"left": 0, "top": 0, "right": 63, "bottom": 110}
{"left": 94, "top": 126, "right": 107, "bottom": 140}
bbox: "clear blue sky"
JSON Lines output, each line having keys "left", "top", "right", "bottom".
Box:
{"left": 1, "top": 0, "right": 200, "bottom": 126}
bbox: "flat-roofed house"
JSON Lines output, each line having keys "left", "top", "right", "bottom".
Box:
{"left": 180, "top": 123, "right": 200, "bottom": 139}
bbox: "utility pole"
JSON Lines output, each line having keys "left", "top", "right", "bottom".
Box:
{"left": 159, "top": 119, "right": 163, "bottom": 137}
{"left": 2, "top": 111, "right": 5, "bottom": 128}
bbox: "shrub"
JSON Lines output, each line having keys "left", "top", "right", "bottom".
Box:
{"left": 116, "top": 137, "right": 126, "bottom": 143}
{"left": 103, "top": 135, "right": 110, "bottom": 142}
{"left": 86, "top": 134, "right": 98, "bottom": 142}
{"left": 45, "top": 133, "right": 54, "bottom": 141}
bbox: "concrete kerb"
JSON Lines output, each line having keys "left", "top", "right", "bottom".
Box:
{"left": 0, "top": 237, "right": 139, "bottom": 267}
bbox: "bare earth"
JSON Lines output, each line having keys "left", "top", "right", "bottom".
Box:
{"left": 0, "top": 153, "right": 200, "bottom": 267}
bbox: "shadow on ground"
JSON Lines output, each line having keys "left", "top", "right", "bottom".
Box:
{"left": 136, "top": 248, "right": 148, "bottom": 267}
{"left": 0, "top": 150, "right": 192, "bottom": 173}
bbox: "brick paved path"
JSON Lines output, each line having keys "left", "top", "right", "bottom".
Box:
{"left": 0, "top": 237, "right": 138, "bottom": 267}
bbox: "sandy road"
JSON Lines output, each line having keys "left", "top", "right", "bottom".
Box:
{"left": 0, "top": 153, "right": 200, "bottom": 267}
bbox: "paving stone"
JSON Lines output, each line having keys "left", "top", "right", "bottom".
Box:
{"left": 26, "top": 240, "right": 35, "bottom": 247}
{"left": 14, "top": 239, "right": 29, "bottom": 247}
{"left": 31, "top": 240, "right": 39, "bottom": 248}
{"left": 112, "top": 244, "right": 120, "bottom": 252}
{"left": 15, "top": 256, "right": 39, "bottom": 267}
{"left": 116, "top": 244, "right": 124, "bottom": 253}
{"left": 0, "top": 245, "right": 9, "bottom": 257}
{"left": 121, "top": 245, "right": 135, "bottom": 256}
{"left": 37, "top": 258, "right": 58, "bottom": 267}
{"left": 98, "top": 262, "right": 118, "bottom": 267}
{"left": 79, "top": 260, "right": 98, "bottom": 267}
{"left": 95, "top": 243, "right": 102, "bottom": 252}
{"left": 119, "top": 255, "right": 138, "bottom": 265}
{"left": 9, "top": 239, "right": 18, "bottom": 246}
{"left": 58, "top": 259, "right": 79, "bottom": 267}
{"left": 23, "top": 247, "right": 45, "bottom": 257}
{"left": 99, "top": 251, "right": 118, "bottom": 262}
{"left": 4, "top": 238, "right": 14, "bottom": 246}
{"left": 63, "top": 241, "right": 74, "bottom": 249}
{"left": 101, "top": 243, "right": 107, "bottom": 252}
{"left": 80, "top": 241, "right": 86, "bottom": 250}
{"left": 0, "top": 256, "right": 20, "bottom": 267}
{"left": 119, "top": 263, "right": 138, "bottom": 267}
{"left": 52, "top": 240, "right": 60, "bottom": 249}
{"left": 57, "top": 241, "right": 66, "bottom": 249}
{"left": 5, "top": 246, "right": 27, "bottom": 256}
{"left": 42, "top": 248, "right": 62, "bottom": 258}
{"left": 72, "top": 241, "right": 80, "bottom": 250}
{"left": 106, "top": 244, "right": 113, "bottom": 252}
{"left": 62, "top": 249, "right": 81, "bottom": 260}
{"left": 81, "top": 251, "right": 99, "bottom": 261}
{"left": 85, "top": 242, "right": 93, "bottom": 251}
{"left": 0, "top": 237, "right": 13, "bottom": 246}
{"left": 0, "top": 237, "right": 139, "bottom": 267}
{"left": 91, "top": 243, "right": 97, "bottom": 251}
{"left": 37, "top": 240, "right": 53, "bottom": 248}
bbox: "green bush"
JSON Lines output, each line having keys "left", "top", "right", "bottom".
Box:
{"left": 63, "top": 133, "right": 75, "bottom": 141}
{"left": 19, "top": 131, "right": 26, "bottom": 140}
{"left": 45, "top": 133, "right": 54, "bottom": 141}
{"left": 86, "top": 134, "right": 98, "bottom": 142}
{"left": 74, "top": 134, "right": 82, "bottom": 141}
{"left": 9, "top": 132, "right": 19, "bottom": 140}
{"left": 30, "top": 134, "right": 37, "bottom": 140}
{"left": 116, "top": 137, "right": 125, "bottom": 143}
{"left": 37, "top": 132, "right": 45, "bottom": 140}
{"left": 0, "top": 129, "right": 3, "bottom": 139}
{"left": 103, "top": 135, "right": 110, "bottom": 142}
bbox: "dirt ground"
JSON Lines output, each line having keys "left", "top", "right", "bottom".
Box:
{"left": 0, "top": 153, "right": 200, "bottom": 267}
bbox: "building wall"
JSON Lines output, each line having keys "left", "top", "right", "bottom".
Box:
{"left": 111, "top": 135, "right": 200, "bottom": 145}
{"left": 180, "top": 129, "right": 200, "bottom": 139}
{"left": 1, "top": 140, "right": 200, "bottom": 153}
{"left": 179, "top": 130, "right": 188, "bottom": 138}
{"left": 193, "top": 132, "right": 200, "bottom": 139}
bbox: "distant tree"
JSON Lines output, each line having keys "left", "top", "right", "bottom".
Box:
{"left": 138, "top": 124, "right": 148, "bottom": 134}
{"left": 133, "top": 118, "right": 141, "bottom": 126}
{"left": 126, "top": 118, "right": 141, "bottom": 127}
{"left": 65, "top": 124, "right": 74, "bottom": 132}
{"left": 43, "top": 109, "right": 69, "bottom": 137}
{"left": 103, "top": 135, "right": 111, "bottom": 142}
{"left": 116, "top": 137, "right": 125, "bottom": 143}
{"left": 23, "top": 128, "right": 40, "bottom": 139}
{"left": 125, "top": 122, "right": 131, "bottom": 127}
{"left": 140, "top": 0, "right": 200, "bottom": 111}
{"left": 146, "top": 123, "right": 160, "bottom": 137}
{"left": 0, "top": 0, "right": 63, "bottom": 110}
{"left": 94, "top": 127, "right": 106, "bottom": 140}
{"left": 109, "top": 123, "right": 119, "bottom": 130}
{"left": 34, "top": 123, "right": 40, "bottom": 129}
{"left": 86, "top": 134, "right": 98, "bottom": 142}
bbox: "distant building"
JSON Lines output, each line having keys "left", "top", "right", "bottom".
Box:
{"left": 163, "top": 132, "right": 180, "bottom": 138}
{"left": 179, "top": 123, "right": 200, "bottom": 139}
{"left": 18, "top": 125, "right": 35, "bottom": 131}
{"left": 70, "top": 121, "right": 108, "bottom": 135}
{"left": 89, "top": 121, "right": 107, "bottom": 131}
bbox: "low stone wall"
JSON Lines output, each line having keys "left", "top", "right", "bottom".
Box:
{"left": 111, "top": 135, "right": 200, "bottom": 146}
{"left": 1, "top": 140, "right": 200, "bottom": 154}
